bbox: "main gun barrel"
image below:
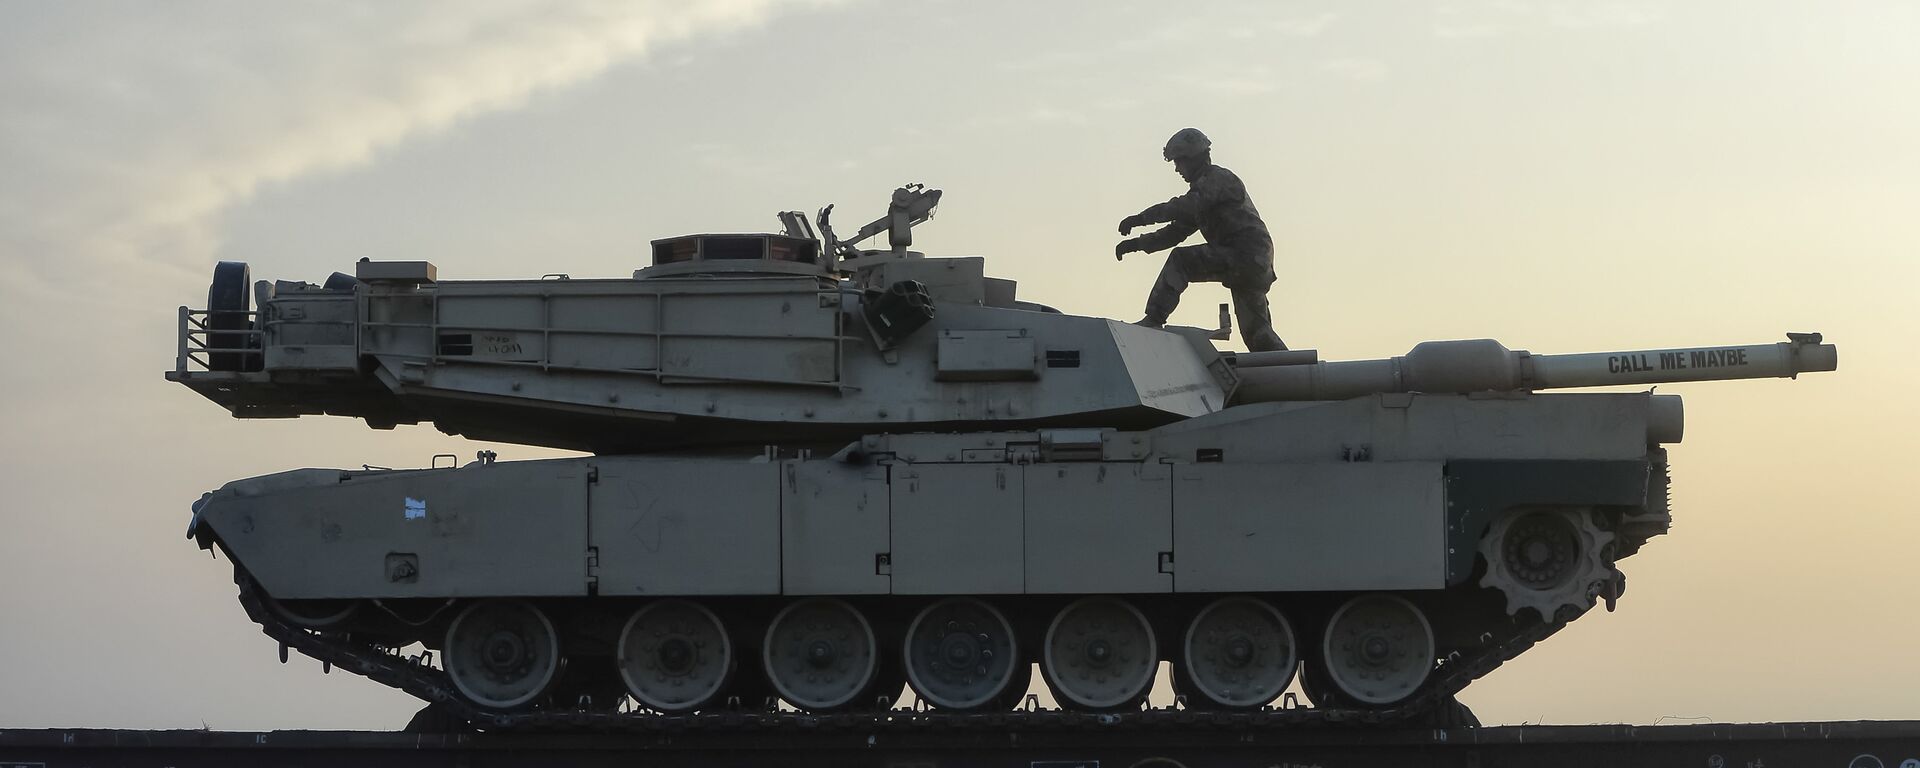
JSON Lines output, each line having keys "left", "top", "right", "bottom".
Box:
{"left": 1231, "top": 334, "right": 1837, "bottom": 403}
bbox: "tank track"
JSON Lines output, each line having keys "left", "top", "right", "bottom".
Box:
{"left": 233, "top": 567, "right": 1562, "bottom": 732}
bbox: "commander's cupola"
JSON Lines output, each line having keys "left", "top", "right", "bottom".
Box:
{"left": 635, "top": 233, "right": 826, "bottom": 280}
{"left": 635, "top": 184, "right": 946, "bottom": 281}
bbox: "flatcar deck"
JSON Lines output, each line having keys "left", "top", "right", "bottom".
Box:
{"left": 3, "top": 720, "right": 1916, "bottom": 768}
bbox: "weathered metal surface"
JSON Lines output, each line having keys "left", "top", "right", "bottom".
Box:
{"left": 1173, "top": 462, "right": 1445, "bottom": 592}
{"left": 891, "top": 464, "right": 1025, "bottom": 595}
{"left": 207, "top": 462, "right": 590, "bottom": 599}
{"left": 590, "top": 459, "right": 780, "bottom": 596}
{"left": 781, "top": 460, "right": 891, "bottom": 595}
{"left": 1023, "top": 462, "right": 1171, "bottom": 594}
{"left": 195, "top": 420, "right": 1645, "bottom": 600}
{"left": 935, "top": 329, "right": 1040, "bottom": 382}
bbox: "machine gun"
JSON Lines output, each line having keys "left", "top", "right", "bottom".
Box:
{"left": 814, "top": 183, "right": 942, "bottom": 269}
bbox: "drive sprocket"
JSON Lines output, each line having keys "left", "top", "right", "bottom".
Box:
{"left": 1479, "top": 507, "right": 1615, "bottom": 620}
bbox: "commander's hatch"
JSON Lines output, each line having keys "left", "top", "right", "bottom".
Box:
{"left": 635, "top": 233, "right": 826, "bottom": 280}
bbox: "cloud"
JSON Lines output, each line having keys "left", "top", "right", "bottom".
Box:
{"left": 1432, "top": 0, "right": 1532, "bottom": 39}
{"left": 1271, "top": 12, "right": 1339, "bottom": 38}
{"left": 1548, "top": 3, "right": 1662, "bottom": 30}
{"left": 1159, "top": 67, "right": 1284, "bottom": 97}
{"left": 1196, "top": 77, "right": 1283, "bottom": 96}
{"left": 995, "top": 49, "right": 1100, "bottom": 74}
{"left": 0, "top": 0, "right": 836, "bottom": 484}
{"left": 0, "top": 0, "right": 827, "bottom": 308}
{"left": 1317, "top": 57, "right": 1390, "bottom": 82}
{"left": 1433, "top": 1, "right": 1659, "bottom": 39}
{"left": 954, "top": 103, "right": 1093, "bottom": 134}
{"left": 1112, "top": 6, "right": 1338, "bottom": 53}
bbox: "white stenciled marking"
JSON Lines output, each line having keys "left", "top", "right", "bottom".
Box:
{"left": 404, "top": 497, "right": 427, "bottom": 520}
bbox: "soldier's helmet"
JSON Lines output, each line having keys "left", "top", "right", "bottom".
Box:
{"left": 1162, "top": 128, "right": 1211, "bottom": 161}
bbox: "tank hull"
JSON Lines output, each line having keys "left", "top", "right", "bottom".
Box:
{"left": 202, "top": 392, "right": 1664, "bottom": 602}
{"left": 197, "top": 391, "right": 1667, "bottom": 719}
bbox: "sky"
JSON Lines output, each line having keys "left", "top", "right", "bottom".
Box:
{"left": 1, "top": 0, "right": 1916, "bottom": 730}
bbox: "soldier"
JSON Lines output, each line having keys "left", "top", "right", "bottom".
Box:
{"left": 1114, "top": 128, "right": 1287, "bottom": 352}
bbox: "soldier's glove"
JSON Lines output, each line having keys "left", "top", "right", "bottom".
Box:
{"left": 1114, "top": 240, "right": 1138, "bottom": 261}
{"left": 1118, "top": 214, "right": 1145, "bottom": 236}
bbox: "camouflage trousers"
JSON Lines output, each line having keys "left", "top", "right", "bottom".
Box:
{"left": 1144, "top": 243, "right": 1286, "bottom": 352}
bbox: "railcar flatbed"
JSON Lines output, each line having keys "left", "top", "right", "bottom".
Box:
{"left": 3, "top": 720, "right": 1916, "bottom": 768}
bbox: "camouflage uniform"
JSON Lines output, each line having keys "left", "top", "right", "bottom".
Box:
{"left": 1120, "top": 163, "right": 1286, "bottom": 352}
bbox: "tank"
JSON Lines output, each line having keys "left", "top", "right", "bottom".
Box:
{"left": 170, "top": 187, "right": 1838, "bottom": 726}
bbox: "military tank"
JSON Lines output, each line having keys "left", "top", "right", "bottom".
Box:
{"left": 170, "top": 186, "right": 1837, "bottom": 728}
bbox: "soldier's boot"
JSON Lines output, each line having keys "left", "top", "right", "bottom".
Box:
{"left": 1134, "top": 289, "right": 1175, "bottom": 328}
{"left": 1137, "top": 261, "right": 1190, "bottom": 328}
{"left": 1231, "top": 286, "right": 1287, "bottom": 352}
{"left": 1245, "top": 327, "right": 1287, "bottom": 352}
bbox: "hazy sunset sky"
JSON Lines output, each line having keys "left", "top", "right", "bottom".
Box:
{"left": 1, "top": 0, "right": 1914, "bottom": 729}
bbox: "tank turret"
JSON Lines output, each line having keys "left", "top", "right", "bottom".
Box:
{"left": 171, "top": 186, "right": 1839, "bottom": 728}
{"left": 168, "top": 188, "right": 1235, "bottom": 452}
{"left": 166, "top": 228, "right": 1834, "bottom": 453}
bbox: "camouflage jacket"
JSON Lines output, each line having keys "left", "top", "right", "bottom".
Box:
{"left": 1129, "top": 165, "right": 1273, "bottom": 258}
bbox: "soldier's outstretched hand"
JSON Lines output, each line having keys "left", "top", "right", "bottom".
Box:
{"left": 1114, "top": 241, "right": 1134, "bottom": 261}
{"left": 1118, "top": 214, "right": 1144, "bottom": 235}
